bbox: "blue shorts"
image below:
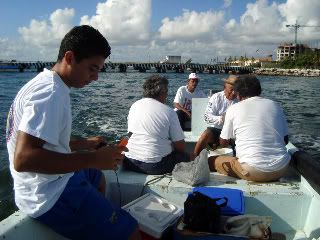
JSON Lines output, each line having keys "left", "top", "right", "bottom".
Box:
{"left": 36, "top": 169, "right": 138, "bottom": 240}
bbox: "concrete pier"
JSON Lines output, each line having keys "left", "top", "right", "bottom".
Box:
{"left": 0, "top": 61, "right": 254, "bottom": 74}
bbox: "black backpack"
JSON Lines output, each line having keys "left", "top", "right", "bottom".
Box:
{"left": 183, "top": 191, "right": 228, "bottom": 233}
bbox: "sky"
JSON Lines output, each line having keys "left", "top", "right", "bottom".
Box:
{"left": 1, "top": 0, "right": 320, "bottom": 63}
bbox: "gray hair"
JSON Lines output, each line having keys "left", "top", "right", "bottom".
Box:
{"left": 143, "top": 75, "right": 168, "bottom": 99}
{"left": 233, "top": 75, "right": 262, "bottom": 98}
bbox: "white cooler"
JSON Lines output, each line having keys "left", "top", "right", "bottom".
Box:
{"left": 122, "top": 193, "right": 183, "bottom": 239}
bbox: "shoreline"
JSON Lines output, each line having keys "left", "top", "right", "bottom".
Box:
{"left": 252, "top": 68, "right": 320, "bottom": 77}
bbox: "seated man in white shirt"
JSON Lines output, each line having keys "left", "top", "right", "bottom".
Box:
{"left": 173, "top": 73, "right": 206, "bottom": 131}
{"left": 193, "top": 75, "right": 239, "bottom": 156}
{"left": 123, "top": 75, "right": 191, "bottom": 175}
{"left": 209, "top": 75, "right": 290, "bottom": 182}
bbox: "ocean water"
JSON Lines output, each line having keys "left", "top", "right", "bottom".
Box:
{"left": 0, "top": 70, "right": 319, "bottom": 221}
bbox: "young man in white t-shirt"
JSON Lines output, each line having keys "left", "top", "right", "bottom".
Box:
{"left": 209, "top": 75, "right": 290, "bottom": 182}
{"left": 6, "top": 25, "right": 139, "bottom": 239}
{"left": 173, "top": 72, "right": 206, "bottom": 130}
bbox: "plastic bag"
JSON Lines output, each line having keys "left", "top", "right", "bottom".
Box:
{"left": 172, "top": 149, "right": 210, "bottom": 186}
{"left": 224, "top": 214, "right": 272, "bottom": 239}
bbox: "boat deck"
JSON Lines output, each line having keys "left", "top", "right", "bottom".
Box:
{"left": 104, "top": 165, "right": 317, "bottom": 239}
{"left": 1, "top": 168, "right": 316, "bottom": 240}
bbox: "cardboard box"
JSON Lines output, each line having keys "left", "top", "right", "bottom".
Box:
{"left": 123, "top": 193, "right": 183, "bottom": 239}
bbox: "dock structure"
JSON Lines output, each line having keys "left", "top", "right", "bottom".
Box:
{"left": 0, "top": 61, "right": 254, "bottom": 74}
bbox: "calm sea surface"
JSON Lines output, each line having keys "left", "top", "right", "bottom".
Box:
{"left": 0, "top": 71, "right": 319, "bottom": 221}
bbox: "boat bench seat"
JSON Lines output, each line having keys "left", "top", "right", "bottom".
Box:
{"left": 104, "top": 166, "right": 304, "bottom": 208}
{"left": 0, "top": 211, "right": 69, "bottom": 240}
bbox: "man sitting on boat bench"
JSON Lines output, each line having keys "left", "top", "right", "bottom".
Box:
{"left": 193, "top": 75, "right": 239, "bottom": 157}
{"left": 208, "top": 75, "right": 290, "bottom": 182}
{"left": 6, "top": 26, "right": 140, "bottom": 240}
{"left": 123, "top": 75, "right": 192, "bottom": 175}
{"left": 173, "top": 73, "right": 206, "bottom": 131}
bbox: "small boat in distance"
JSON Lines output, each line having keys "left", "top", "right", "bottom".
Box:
{"left": 1, "top": 98, "right": 319, "bottom": 239}
{"left": 0, "top": 60, "right": 19, "bottom": 71}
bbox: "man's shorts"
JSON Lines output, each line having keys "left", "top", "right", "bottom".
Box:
{"left": 213, "top": 156, "right": 289, "bottom": 182}
{"left": 36, "top": 169, "right": 138, "bottom": 240}
{"left": 123, "top": 150, "right": 190, "bottom": 175}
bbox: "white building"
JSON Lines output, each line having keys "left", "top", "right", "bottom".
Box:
{"left": 276, "top": 43, "right": 310, "bottom": 61}
{"left": 160, "top": 56, "right": 181, "bottom": 64}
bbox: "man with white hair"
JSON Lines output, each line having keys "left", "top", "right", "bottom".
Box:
{"left": 174, "top": 72, "right": 206, "bottom": 131}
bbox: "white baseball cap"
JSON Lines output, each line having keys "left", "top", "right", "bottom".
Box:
{"left": 189, "top": 73, "right": 199, "bottom": 79}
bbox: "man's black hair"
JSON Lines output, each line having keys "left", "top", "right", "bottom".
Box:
{"left": 233, "top": 75, "right": 262, "bottom": 98}
{"left": 57, "top": 25, "right": 111, "bottom": 62}
{"left": 143, "top": 75, "right": 168, "bottom": 99}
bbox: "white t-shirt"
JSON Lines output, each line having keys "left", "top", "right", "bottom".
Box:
{"left": 173, "top": 86, "right": 206, "bottom": 111}
{"left": 125, "top": 98, "right": 185, "bottom": 163}
{"left": 6, "top": 69, "right": 73, "bottom": 217}
{"left": 220, "top": 96, "right": 290, "bottom": 172}
{"left": 204, "top": 91, "right": 237, "bottom": 129}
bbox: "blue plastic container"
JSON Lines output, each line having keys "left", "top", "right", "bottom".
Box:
{"left": 192, "top": 187, "right": 245, "bottom": 216}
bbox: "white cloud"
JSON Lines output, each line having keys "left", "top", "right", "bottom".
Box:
{"left": 224, "top": 0, "right": 232, "bottom": 8}
{"left": 222, "top": 0, "right": 320, "bottom": 50}
{"left": 279, "top": 0, "right": 320, "bottom": 42}
{"left": 80, "top": 0, "right": 151, "bottom": 45}
{"left": 279, "top": 0, "right": 320, "bottom": 24}
{"left": 0, "top": 38, "right": 14, "bottom": 60}
{"left": 155, "top": 0, "right": 285, "bottom": 60}
{"left": 17, "top": 8, "right": 74, "bottom": 60}
{"left": 3, "top": 0, "right": 320, "bottom": 62}
{"left": 225, "top": 0, "right": 285, "bottom": 43}
{"left": 225, "top": 19, "right": 236, "bottom": 31}
{"left": 158, "top": 9, "right": 224, "bottom": 41}
{"left": 155, "top": 0, "right": 320, "bottom": 62}
{"left": 0, "top": 38, "right": 40, "bottom": 61}
{"left": 18, "top": 8, "right": 74, "bottom": 46}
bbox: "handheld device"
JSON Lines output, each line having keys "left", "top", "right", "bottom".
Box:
{"left": 118, "top": 137, "right": 129, "bottom": 147}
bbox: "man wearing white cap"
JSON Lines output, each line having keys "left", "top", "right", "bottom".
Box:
{"left": 174, "top": 73, "right": 206, "bottom": 131}
{"left": 193, "top": 75, "right": 239, "bottom": 156}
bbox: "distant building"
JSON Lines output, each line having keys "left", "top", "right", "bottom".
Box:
{"left": 244, "top": 56, "right": 273, "bottom": 66}
{"left": 276, "top": 43, "right": 315, "bottom": 61}
{"left": 160, "top": 56, "right": 181, "bottom": 64}
{"left": 228, "top": 55, "right": 273, "bottom": 67}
